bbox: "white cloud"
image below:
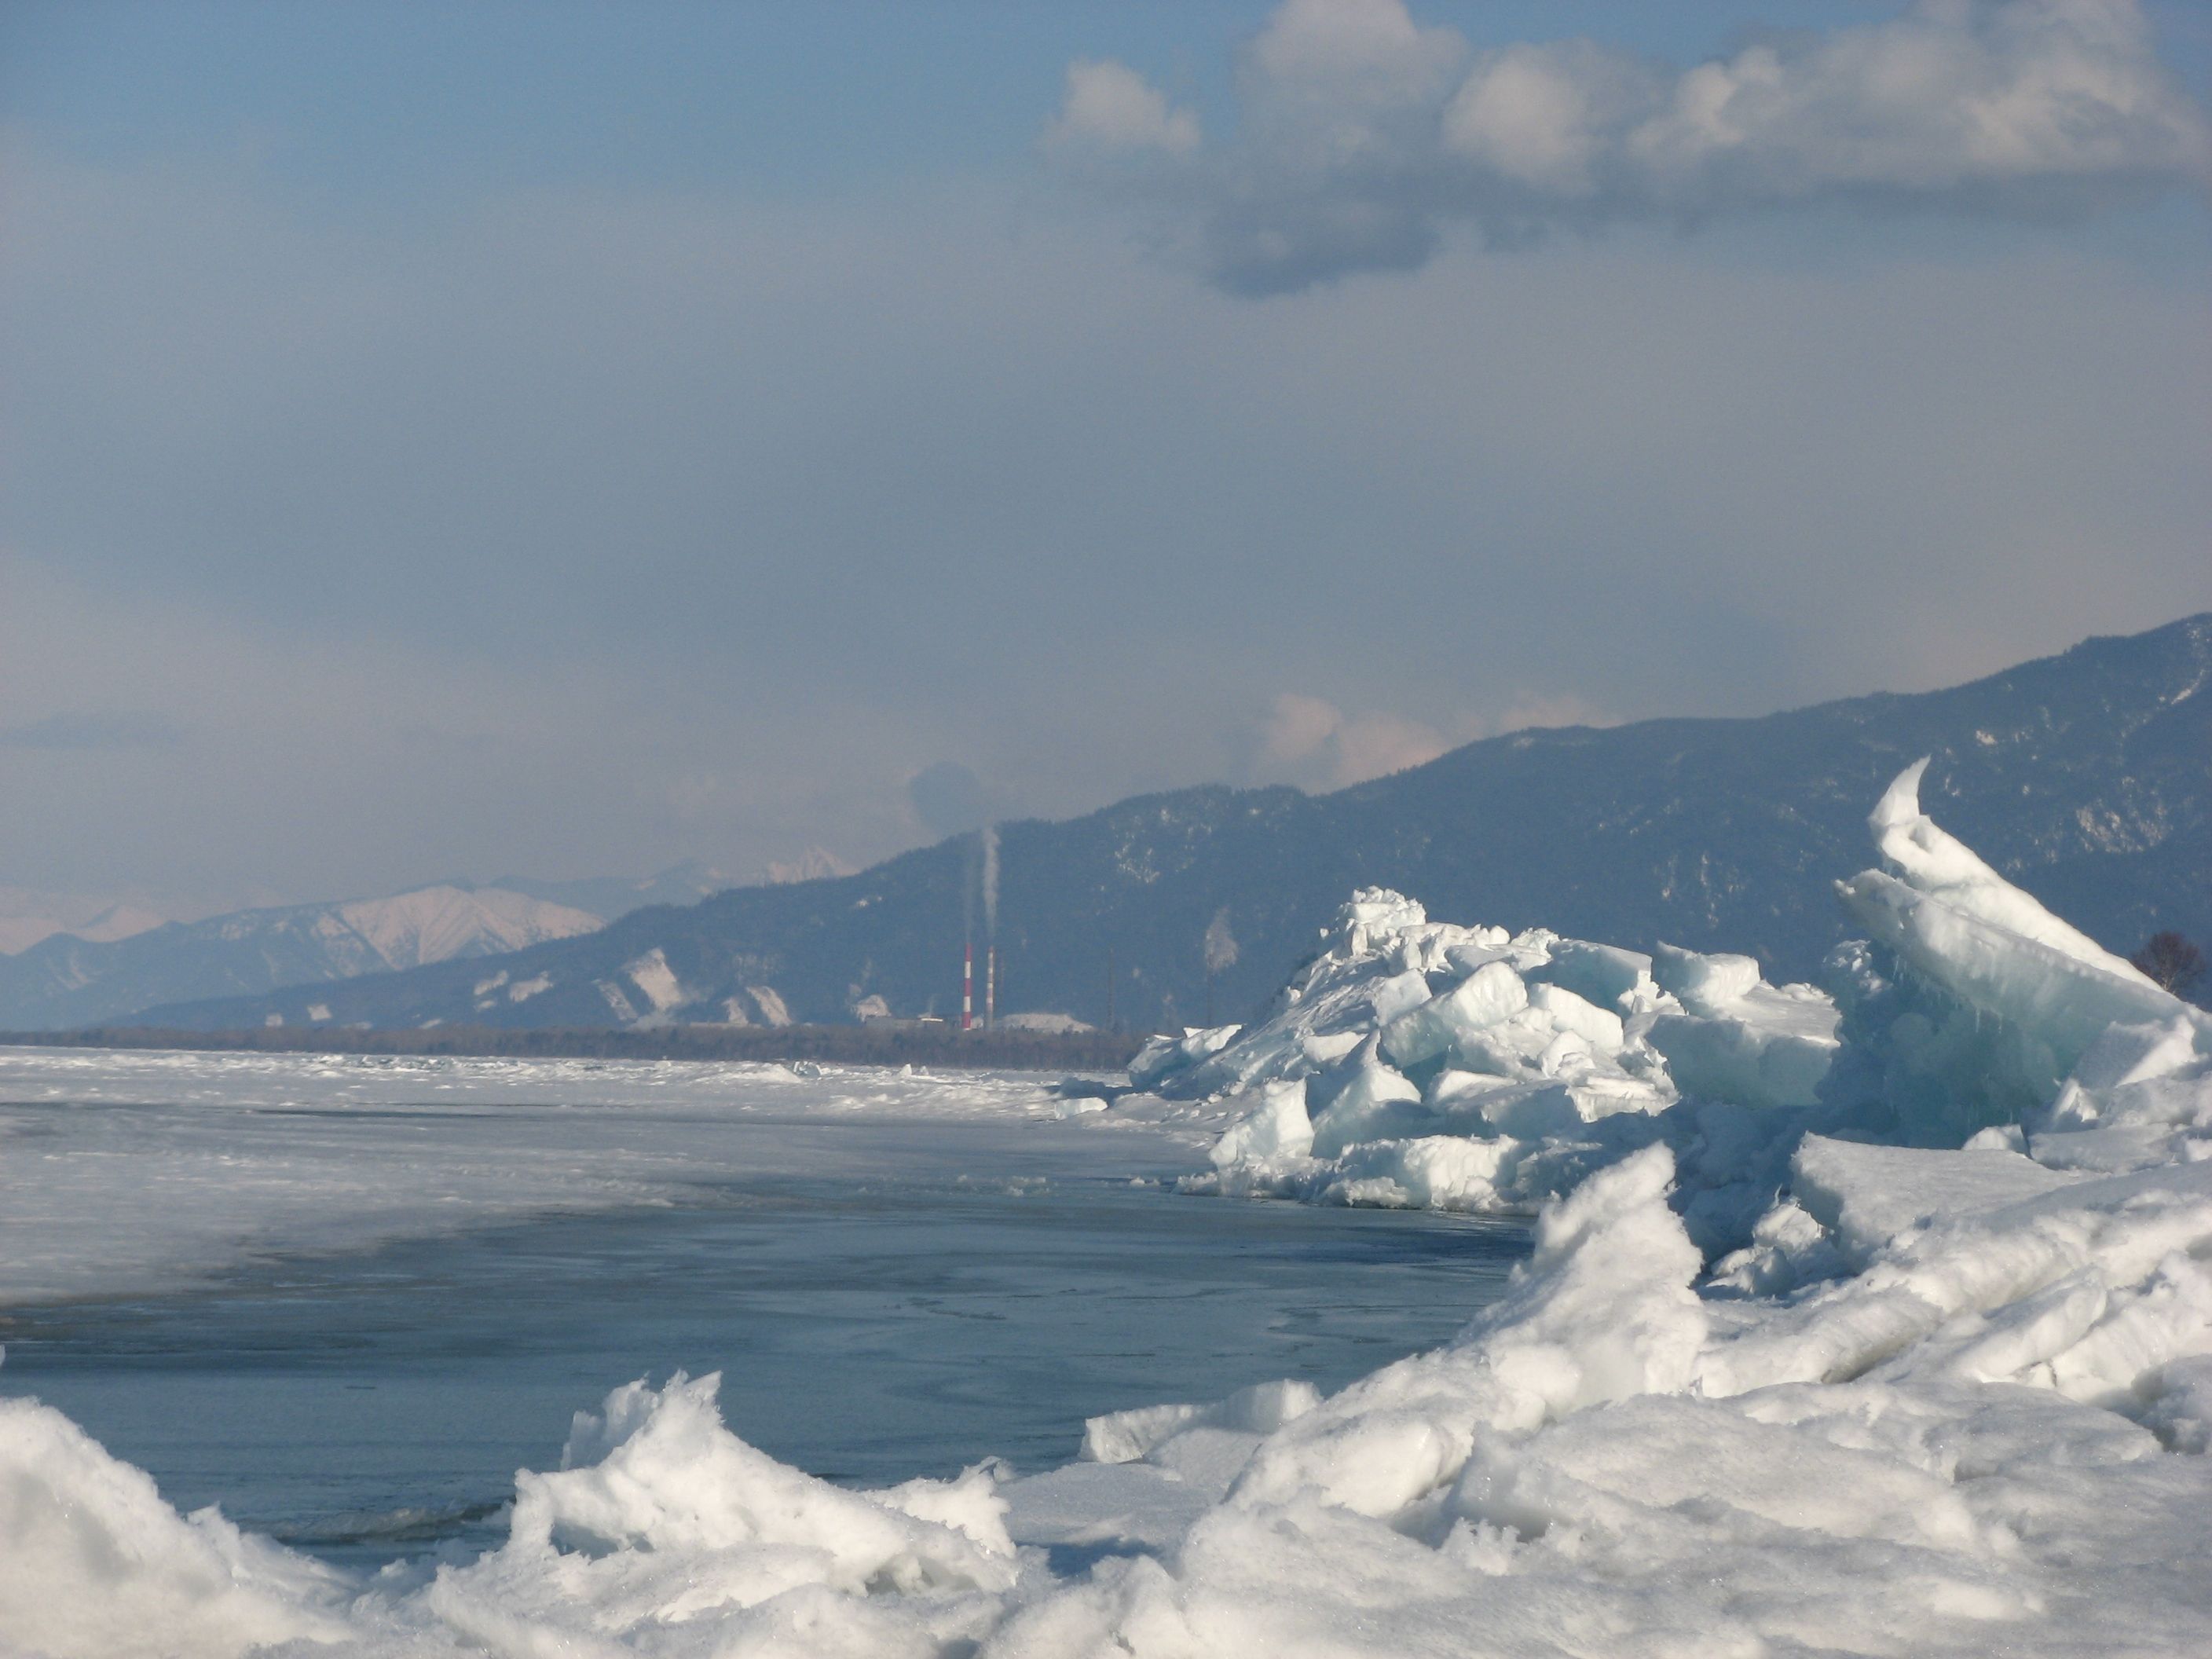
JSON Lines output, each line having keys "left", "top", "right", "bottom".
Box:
{"left": 1245, "top": 0, "right": 1462, "bottom": 103}
{"left": 1443, "top": 42, "right": 1659, "bottom": 197}
{"left": 1050, "top": 0, "right": 2212, "bottom": 292}
{"left": 1046, "top": 60, "right": 1200, "bottom": 156}
{"left": 1617, "top": 0, "right": 2212, "bottom": 200}
{"left": 1251, "top": 690, "right": 1619, "bottom": 792}
{"left": 1254, "top": 693, "right": 1448, "bottom": 789}
{"left": 1256, "top": 691, "right": 1346, "bottom": 767}
{"left": 1328, "top": 710, "right": 1451, "bottom": 786}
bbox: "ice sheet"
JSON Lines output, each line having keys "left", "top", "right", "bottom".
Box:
{"left": 0, "top": 1048, "right": 1180, "bottom": 1307}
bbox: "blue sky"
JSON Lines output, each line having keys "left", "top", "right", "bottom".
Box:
{"left": 2, "top": 1, "right": 2208, "bottom": 909}
{"left": 6, "top": 5, "right": 1971, "bottom": 189}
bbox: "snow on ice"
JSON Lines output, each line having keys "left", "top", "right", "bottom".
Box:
{"left": 5, "top": 763, "right": 2212, "bottom": 1654}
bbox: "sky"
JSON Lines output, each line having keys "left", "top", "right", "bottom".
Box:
{"left": 2, "top": 0, "right": 2209, "bottom": 912}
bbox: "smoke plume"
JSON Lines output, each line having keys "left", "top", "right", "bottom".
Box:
{"left": 980, "top": 823, "right": 1000, "bottom": 941}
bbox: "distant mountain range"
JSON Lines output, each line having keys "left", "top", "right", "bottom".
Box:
{"left": 0, "top": 885, "right": 275, "bottom": 956}
{"left": 0, "top": 884, "right": 612, "bottom": 1031}
{"left": 0, "top": 857, "right": 815, "bottom": 1031}
{"left": 75, "top": 613, "right": 2212, "bottom": 1035}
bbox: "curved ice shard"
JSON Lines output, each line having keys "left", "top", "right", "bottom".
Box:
{"left": 1866, "top": 757, "right": 2157, "bottom": 986}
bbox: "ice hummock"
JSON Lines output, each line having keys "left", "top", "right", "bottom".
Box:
{"left": 1181, "top": 760, "right": 2207, "bottom": 1258}
{"left": 1166, "top": 882, "right": 1848, "bottom": 1242}
{"left": 5, "top": 760, "right": 2211, "bottom": 1655}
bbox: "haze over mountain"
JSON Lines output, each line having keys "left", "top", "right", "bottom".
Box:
{"left": 0, "top": 852, "right": 876, "bottom": 1030}
{"left": 0, "top": 894, "right": 172, "bottom": 957}
{"left": 0, "top": 885, "right": 611, "bottom": 1032}
{"left": 0, "top": 863, "right": 743, "bottom": 965}
{"left": 124, "top": 615, "right": 2210, "bottom": 1038}
{"left": 481, "top": 862, "right": 737, "bottom": 931}
{"left": 0, "top": 887, "right": 279, "bottom": 956}
{"left": 500, "top": 848, "right": 850, "bottom": 914}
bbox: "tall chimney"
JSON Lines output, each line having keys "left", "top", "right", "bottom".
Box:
{"left": 962, "top": 940, "right": 974, "bottom": 1032}
{"left": 985, "top": 944, "right": 996, "bottom": 1029}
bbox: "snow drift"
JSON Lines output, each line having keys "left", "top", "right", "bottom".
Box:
{"left": 5, "top": 761, "right": 2210, "bottom": 1655}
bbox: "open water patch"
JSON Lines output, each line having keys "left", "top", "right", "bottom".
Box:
{"left": 3, "top": 1148, "right": 1525, "bottom": 1569}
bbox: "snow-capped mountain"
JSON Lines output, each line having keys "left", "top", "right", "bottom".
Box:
{"left": 121, "top": 614, "right": 2212, "bottom": 1036}
{"left": 763, "top": 846, "right": 858, "bottom": 886}
{"left": 0, "top": 884, "right": 606, "bottom": 1031}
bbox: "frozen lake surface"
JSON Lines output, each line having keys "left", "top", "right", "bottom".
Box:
{"left": 8, "top": 778, "right": 2211, "bottom": 1657}
{"left": 0, "top": 1049, "right": 1525, "bottom": 1570}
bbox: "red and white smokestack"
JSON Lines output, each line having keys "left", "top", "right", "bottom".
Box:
{"left": 985, "top": 945, "right": 996, "bottom": 1029}
{"left": 962, "top": 940, "right": 974, "bottom": 1032}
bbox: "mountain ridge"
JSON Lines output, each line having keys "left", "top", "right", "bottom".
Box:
{"left": 121, "top": 613, "right": 2212, "bottom": 1035}
{"left": 0, "top": 884, "right": 603, "bottom": 1031}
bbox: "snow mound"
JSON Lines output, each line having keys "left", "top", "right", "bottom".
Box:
{"left": 422, "top": 1373, "right": 1016, "bottom": 1647}
{"left": 0, "top": 1372, "right": 1020, "bottom": 1658}
{"left": 0, "top": 1395, "right": 347, "bottom": 1658}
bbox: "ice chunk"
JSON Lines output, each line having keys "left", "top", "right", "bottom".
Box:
{"left": 1379, "top": 960, "right": 1528, "bottom": 1068}
{"left": 1870, "top": 757, "right": 2160, "bottom": 987}
{"left": 1789, "top": 1133, "right": 2082, "bottom": 1262}
{"left": 1309, "top": 1055, "right": 1429, "bottom": 1158}
{"left": 1322, "top": 1134, "right": 1517, "bottom": 1210}
{"left": 1082, "top": 1379, "right": 1321, "bottom": 1465}
{"left": 2028, "top": 1125, "right": 2196, "bottom": 1174}
{"left": 1527, "top": 939, "right": 1653, "bottom": 1011}
{"left": 1650, "top": 942, "right": 1763, "bottom": 1013}
{"left": 1839, "top": 866, "right": 2191, "bottom": 1090}
{"left": 1127, "top": 1023, "right": 1242, "bottom": 1090}
{"left": 1210, "top": 1078, "right": 1314, "bottom": 1167}
{"left": 1525, "top": 980, "right": 1624, "bottom": 1053}
{"left": 2142, "top": 1354, "right": 2212, "bottom": 1452}
{"left": 1831, "top": 763, "right": 2206, "bottom": 1126}
{"left": 1708, "top": 1197, "right": 1848, "bottom": 1296}
{"left": 1453, "top": 1390, "right": 1983, "bottom": 1559}
{"left": 1646, "top": 980, "right": 1839, "bottom": 1108}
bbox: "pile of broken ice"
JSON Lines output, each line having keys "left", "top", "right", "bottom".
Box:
{"left": 1145, "top": 761, "right": 2207, "bottom": 1245}
{"left": 1090, "top": 756, "right": 2212, "bottom": 1650}
{"left": 6, "top": 760, "right": 2209, "bottom": 1655}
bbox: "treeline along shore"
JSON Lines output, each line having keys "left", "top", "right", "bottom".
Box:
{"left": 1, "top": 1023, "right": 1150, "bottom": 1071}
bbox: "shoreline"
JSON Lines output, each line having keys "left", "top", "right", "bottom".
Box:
{"left": 0, "top": 1022, "right": 1150, "bottom": 1071}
